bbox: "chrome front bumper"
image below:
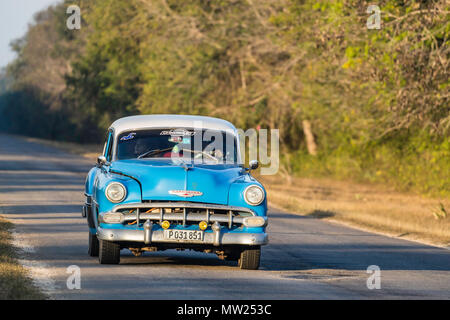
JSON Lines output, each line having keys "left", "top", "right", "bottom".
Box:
{"left": 97, "top": 227, "right": 268, "bottom": 246}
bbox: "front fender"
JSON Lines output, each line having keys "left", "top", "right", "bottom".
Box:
{"left": 94, "top": 171, "right": 142, "bottom": 214}
{"left": 85, "top": 167, "right": 99, "bottom": 197}
{"left": 228, "top": 175, "right": 267, "bottom": 217}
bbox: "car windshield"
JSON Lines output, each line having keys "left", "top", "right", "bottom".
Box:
{"left": 116, "top": 128, "right": 238, "bottom": 164}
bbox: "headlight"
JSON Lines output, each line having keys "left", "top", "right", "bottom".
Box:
{"left": 243, "top": 185, "right": 265, "bottom": 206}
{"left": 243, "top": 216, "right": 267, "bottom": 227}
{"left": 105, "top": 182, "right": 127, "bottom": 203}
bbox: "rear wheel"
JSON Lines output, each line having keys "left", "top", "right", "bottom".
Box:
{"left": 99, "top": 240, "right": 120, "bottom": 264}
{"left": 238, "top": 246, "right": 261, "bottom": 270}
{"left": 88, "top": 232, "right": 99, "bottom": 257}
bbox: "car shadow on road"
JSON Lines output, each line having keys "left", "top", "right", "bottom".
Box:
{"left": 120, "top": 251, "right": 238, "bottom": 268}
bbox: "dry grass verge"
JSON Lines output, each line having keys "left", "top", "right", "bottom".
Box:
{"left": 0, "top": 217, "right": 45, "bottom": 299}
{"left": 259, "top": 175, "right": 450, "bottom": 248}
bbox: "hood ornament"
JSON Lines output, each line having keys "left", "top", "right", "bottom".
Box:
{"left": 169, "top": 190, "right": 203, "bottom": 197}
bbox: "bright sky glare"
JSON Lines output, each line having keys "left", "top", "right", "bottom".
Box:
{"left": 0, "top": 0, "right": 60, "bottom": 68}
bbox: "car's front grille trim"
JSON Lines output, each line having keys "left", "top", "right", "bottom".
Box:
{"left": 120, "top": 212, "right": 245, "bottom": 225}
{"left": 111, "top": 202, "right": 255, "bottom": 228}
{"left": 112, "top": 202, "right": 255, "bottom": 214}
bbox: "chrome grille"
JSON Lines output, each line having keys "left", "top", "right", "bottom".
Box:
{"left": 112, "top": 202, "right": 255, "bottom": 228}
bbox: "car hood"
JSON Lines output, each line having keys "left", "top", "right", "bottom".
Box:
{"left": 109, "top": 159, "right": 243, "bottom": 205}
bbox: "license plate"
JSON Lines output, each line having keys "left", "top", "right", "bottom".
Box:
{"left": 163, "top": 229, "right": 204, "bottom": 242}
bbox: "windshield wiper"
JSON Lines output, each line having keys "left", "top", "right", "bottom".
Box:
{"left": 180, "top": 148, "right": 219, "bottom": 163}
{"left": 137, "top": 147, "right": 173, "bottom": 159}
{"left": 138, "top": 147, "right": 220, "bottom": 163}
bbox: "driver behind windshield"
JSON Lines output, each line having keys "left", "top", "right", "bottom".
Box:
{"left": 133, "top": 138, "right": 149, "bottom": 157}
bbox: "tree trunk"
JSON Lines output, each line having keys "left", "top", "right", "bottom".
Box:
{"left": 302, "top": 120, "right": 317, "bottom": 156}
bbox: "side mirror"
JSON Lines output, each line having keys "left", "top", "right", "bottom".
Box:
{"left": 97, "top": 155, "right": 107, "bottom": 166}
{"left": 249, "top": 160, "right": 259, "bottom": 170}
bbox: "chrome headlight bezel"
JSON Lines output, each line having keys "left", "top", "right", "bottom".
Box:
{"left": 105, "top": 182, "right": 127, "bottom": 203}
{"left": 243, "top": 185, "right": 265, "bottom": 206}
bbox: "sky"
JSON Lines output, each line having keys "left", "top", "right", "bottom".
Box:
{"left": 0, "top": 0, "right": 60, "bottom": 68}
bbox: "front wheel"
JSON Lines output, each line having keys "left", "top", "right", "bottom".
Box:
{"left": 99, "top": 240, "right": 120, "bottom": 264}
{"left": 238, "top": 246, "right": 261, "bottom": 270}
{"left": 88, "top": 232, "right": 99, "bottom": 257}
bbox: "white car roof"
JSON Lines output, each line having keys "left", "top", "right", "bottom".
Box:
{"left": 110, "top": 114, "right": 238, "bottom": 137}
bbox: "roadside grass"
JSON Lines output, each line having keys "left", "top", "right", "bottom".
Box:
{"left": 259, "top": 175, "right": 450, "bottom": 247}
{"left": 0, "top": 216, "right": 45, "bottom": 299}
{"left": 290, "top": 133, "right": 450, "bottom": 199}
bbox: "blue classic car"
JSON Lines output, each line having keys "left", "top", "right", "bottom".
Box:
{"left": 82, "top": 115, "right": 268, "bottom": 269}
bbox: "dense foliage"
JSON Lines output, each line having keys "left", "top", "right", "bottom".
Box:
{"left": 0, "top": 0, "right": 448, "bottom": 195}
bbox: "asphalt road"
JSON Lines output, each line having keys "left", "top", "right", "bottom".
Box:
{"left": 0, "top": 134, "right": 449, "bottom": 299}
